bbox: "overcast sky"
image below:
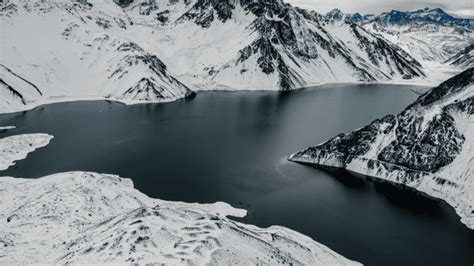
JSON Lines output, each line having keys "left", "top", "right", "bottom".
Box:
{"left": 284, "top": 0, "right": 474, "bottom": 18}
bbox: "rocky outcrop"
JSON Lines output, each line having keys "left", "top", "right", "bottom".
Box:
{"left": 178, "top": 0, "right": 235, "bottom": 28}
{"left": 113, "top": 0, "right": 134, "bottom": 8}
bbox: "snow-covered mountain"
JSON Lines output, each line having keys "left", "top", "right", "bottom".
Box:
{"left": 1, "top": 0, "right": 427, "bottom": 112}
{"left": 340, "top": 8, "right": 474, "bottom": 66}
{"left": 289, "top": 68, "right": 474, "bottom": 229}
{"left": 362, "top": 8, "right": 471, "bottom": 28}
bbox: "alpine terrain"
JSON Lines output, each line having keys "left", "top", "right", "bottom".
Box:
{"left": 0, "top": 0, "right": 427, "bottom": 113}
{"left": 342, "top": 7, "right": 473, "bottom": 67}
{"left": 1, "top": 0, "right": 473, "bottom": 265}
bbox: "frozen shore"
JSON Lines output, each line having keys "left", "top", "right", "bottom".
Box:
{"left": 0, "top": 171, "right": 360, "bottom": 265}
{"left": 0, "top": 133, "right": 53, "bottom": 171}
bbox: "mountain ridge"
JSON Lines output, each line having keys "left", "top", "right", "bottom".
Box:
{"left": 0, "top": 0, "right": 428, "bottom": 113}
{"left": 332, "top": 7, "right": 474, "bottom": 66}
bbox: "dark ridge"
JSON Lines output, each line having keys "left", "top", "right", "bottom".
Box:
{"left": 177, "top": 0, "right": 236, "bottom": 28}
{"left": 415, "top": 67, "right": 474, "bottom": 106}
{"left": 0, "top": 64, "right": 43, "bottom": 96}
{"left": 0, "top": 78, "right": 26, "bottom": 105}
{"left": 444, "top": 43, "right": 474, "bottom": 66}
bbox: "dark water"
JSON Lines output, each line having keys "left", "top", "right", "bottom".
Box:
{"left": 0, "top": 84, "right": 473, "bottom": 266}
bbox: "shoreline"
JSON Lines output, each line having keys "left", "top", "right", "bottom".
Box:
{"left": 0, "top": 170, "right": 361, "bottom": 265}
{"left": 0, "top": 80, "right": 434, "bottom": 115}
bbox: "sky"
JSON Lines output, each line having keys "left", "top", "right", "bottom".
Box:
{"left": 284, "top": 0, "right": 474, "bottom": 18}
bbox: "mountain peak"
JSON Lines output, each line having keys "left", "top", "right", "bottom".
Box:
{"left": 325, "top": 8, "right": 344, "bottom": 20}
{"left": 340, "top": 6, "right": 471, "bottom": 30}
{"left": 367, "top": 7, "right": 471, "bottom": 27}
{"left": 427, "top": 7, "right": 445, "bottom": 14}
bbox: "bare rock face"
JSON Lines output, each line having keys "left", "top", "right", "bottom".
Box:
{"left": 178, "top": 0, "right": 236, "bottom": 27}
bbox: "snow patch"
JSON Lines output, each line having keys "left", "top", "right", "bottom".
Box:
{"left": 0, "top": 133, "right": 53, "bottom": 171}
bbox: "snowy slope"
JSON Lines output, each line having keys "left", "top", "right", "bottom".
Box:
{"left": 1, "top": 1, "right": 193, "bottom": 107}
{"left": 0, "top": 0, "right": 427, "bottom": 113}
{"left": 289, "top": 68, "right": 474, "bottom": 229}
{"left": 0, "top": 133, "right": 53, "bottom": 170}
{"left": 0, "top": 65, "right": 43, "bottom": 113}
{"left": 0, "top": 171, "right": 359, "bottom": 265}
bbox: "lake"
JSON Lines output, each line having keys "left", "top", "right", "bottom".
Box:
{"left": 0, "top": 84, "right": 473, "bottom": 266}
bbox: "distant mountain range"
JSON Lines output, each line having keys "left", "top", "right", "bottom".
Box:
{"left": 0, "top": 0, "right": 472, "bottom": 113}
{"left": 323, "top": 7, "right": 473, "bottom": 65}
{"left": 343, "top": 8, "right": 472, "bottom": 28}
